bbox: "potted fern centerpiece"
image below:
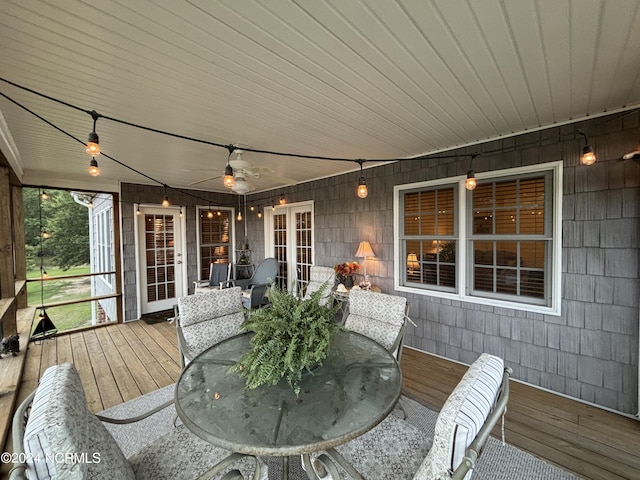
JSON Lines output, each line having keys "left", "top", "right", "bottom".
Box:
{"left": 229, "top": 282, "right": 342, "bottom": 395}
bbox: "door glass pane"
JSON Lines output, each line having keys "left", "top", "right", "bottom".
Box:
{"left": 144, "top": 214, "right": 176, "bottom": 302}
{"left": 274, "top": 213, "right": 287, "bottom": 289}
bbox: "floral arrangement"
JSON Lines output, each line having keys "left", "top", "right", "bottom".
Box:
{"left": 333, "top": 261, "right": 359, "bottom": 276}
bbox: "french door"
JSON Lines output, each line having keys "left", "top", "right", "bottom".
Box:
{"left": 136, "top": 206, "right": 186, "bottom": 314}
{"left": 266, "top": 201, "right": 314, "bottom": 294}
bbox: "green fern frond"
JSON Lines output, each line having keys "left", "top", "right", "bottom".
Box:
{"left": 230, "top": 283, "right": 342, "bottom": 395}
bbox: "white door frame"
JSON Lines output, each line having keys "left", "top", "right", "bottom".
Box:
{"left": 264, "top": 200, "right": 314, "bottom": 292}
{"left": 134, "top": 204, "right": 187, "bottom": 317}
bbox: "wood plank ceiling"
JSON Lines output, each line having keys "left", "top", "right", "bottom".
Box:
{"left": 0, "top": 0, "right": 639, "bottom": 194}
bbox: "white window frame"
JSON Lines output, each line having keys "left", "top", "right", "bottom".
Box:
{"left": 96, "top": 208, "right": 113, "bottom": 287}
{"left": 195, "top": 206, "right": 235, "bottom": 279}
{"left": 394, "top": 161, "right": 563, "bottom": 316}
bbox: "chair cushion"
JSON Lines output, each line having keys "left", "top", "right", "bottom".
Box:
{"left": 181, "top": 311, "right": 245, "bottom": 358}
{"left": 414, "top": 353, "right": 504, "bottom": 480}
{"left": 178, "top": 287, "right": 243, "bottom": 327}
{"left": 348, "top": 289, "right": 406, "bottom": 326}
{"left": 23, "top": 363, "right": 134, "bottom": 480}
{"left": 344, "top": 314, "right": 401, "bottom": 351}
{"left": 129, "top": 424, "right": 265, "bottom": 480}
{"left": 344, "top": 290, "right": 407, "bottom": 351}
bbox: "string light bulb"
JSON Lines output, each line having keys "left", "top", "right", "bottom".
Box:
{"left": 578, "top": 131, "right": 596, "bottom": 166}
{"left": 179, "top": 207, "right": 184, "bottom": 218}
{"left": 41, "top": 230, "right": 51, "bottom": 239}
{"left": 581, "top": 145, "right": 596, "bottom": 166}
{"left": 257, "top": 211, "right": 262, "bottom": 219}
{"left": 279, "top": 195, "right": 286, "bottom": 205}
{"left": 207, "top": 208, "right": 214, "bottom": 219}
{"left": 136, "top": 204, "right": 141, "bottom": 216}
{"left": 465, "top": 170, "right": 477, "bottom": 190}
{"left": 40, "top": 191, "right": 49, "bottom": 200}
{"left": 88, "top": 157, "right": 100, "bottom": 176}
{"left": 356, "top": 160, "right": 368, "bottom": 198}
{"left": 223, "top": 146, "right": 235, "bottom": 188}
{"left": 161, "top": 185, "right": 169, "bottom": 207}
{"left": 237, "top": 211, "right": 242, "bottom": 221}
{"left": 85, "top": 111, "right": 101, "bottom": 156}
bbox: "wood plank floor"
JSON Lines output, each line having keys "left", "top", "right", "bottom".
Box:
{"left": 3, "top": 320, "right": 640, "bottom": 480}
{"left": 401, "top": 347, "right": 640, "bottom": 480}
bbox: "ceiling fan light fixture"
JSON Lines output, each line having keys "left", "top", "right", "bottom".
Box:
{"left": 232, "top": 177, "right": 251, "bottom": 195}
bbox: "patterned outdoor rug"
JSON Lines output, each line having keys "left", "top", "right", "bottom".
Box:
{"left": 101, "top": 385, "right": 582, "bottom": 480}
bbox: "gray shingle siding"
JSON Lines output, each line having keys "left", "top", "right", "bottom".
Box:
{"left": 120, "top": 111, "right": 640, "bottom": 415}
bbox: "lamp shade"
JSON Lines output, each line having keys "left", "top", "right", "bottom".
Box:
{"left": 355, "top": 241, "right": 375, "bottom": 258}
{"left": 407, "top": 253, "right": 419, "bottom": 269}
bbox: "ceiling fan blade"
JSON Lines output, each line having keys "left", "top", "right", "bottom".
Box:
{"left": 258, "top": 172, "right": 299, "bottom": 185}
{"left": 188, "top": 175, "right": 221, "bottom": 186}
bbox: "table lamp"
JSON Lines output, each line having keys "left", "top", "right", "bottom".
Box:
{"left": 407, "top": 253, "right": 419, "bottom": 275}
{"left": 355, "top": 241, "right": 375, "bottom": 280}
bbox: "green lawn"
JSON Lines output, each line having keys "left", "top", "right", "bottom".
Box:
{"left": 27, "top": 265, "right": 93, "bottom": 332}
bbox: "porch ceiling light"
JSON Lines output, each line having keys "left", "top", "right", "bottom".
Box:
{"left": 356, "top": 160, "right": 368, "bottom": 198}
{"left": 88, "top": 157, "right": 100, "bottom": 176}
{"left": 85, "top": 110, "right": 101, "bottom": 156}
{"left": 224, "top": 145, "right": 235, "bottom": 188}
{"left": 578, "top": 131, "right": 596, "bottom": 166}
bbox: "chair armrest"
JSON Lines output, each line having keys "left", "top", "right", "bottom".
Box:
{"left": 175, "top": 321, "right": 193, "bottom": 369}
{"left": 9, "top": 391, "right": 36, "bottom": 480}
{"left": 95, "top": 398, "right": 174, "bottom": 424}
{"left": 232, "top": 278, "right": 251, "bottom": 290}
{"left": 193, "top": 280, "right": 210, "bottom": 288}
{"left": 451, "top": 367, "right": 512, "bottom": 480}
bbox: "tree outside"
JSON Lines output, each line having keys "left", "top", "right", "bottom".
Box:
{"left": 25, "top": 188, "right": 93, "bottom": 332}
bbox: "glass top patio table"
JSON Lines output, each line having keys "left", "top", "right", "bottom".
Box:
{"left": 174, "top": 330, "right": 402, "bottom": 457}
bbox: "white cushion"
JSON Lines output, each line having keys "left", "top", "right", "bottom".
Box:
{"left": 415, "top": 353, "right": 504, "bottom": 480}
{"left": 23, "top": 363, "right": 134, "bottom": 480}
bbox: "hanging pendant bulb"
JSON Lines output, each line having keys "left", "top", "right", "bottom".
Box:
{"left": 161, "top": 185, "right": 169, "bottom": 207}
{"left": 465, "top": 170, "right": 477, "bottom": 190}
{"left": 257, "top": 211, "right": 262, "bottom": 219}
{"left": 224, "top": 164, "right": 235, "bottom": 188}
{"left": 279, "top": 195, "right": 286, "bottom": 205}
{"left": 581, "top": 145, "right": 596, "bottom": 166}
{"left": 179, "top": 207, "right": 184, "bottom": 218}
{"left": 41, "top": 230, "right": 51, "bottom": 239}
{"left": 88, "top": 157, "right": 100, "bottom": 176}
{"left": 578, "top": 131, "right": 596, "bottom": 166}
{"left": 237, "top": 211, "right": 242, "bottom": 221}
{"left": 356, "top": 160, "right": 368, "bottom": 198}
{"left": 357, "top": 176, "right": 368, "bottom": 198}
{"left": 207, "top": 208, "right": 214, "bottom": 219}
{"left": 136, "top": 204, "right": 141, "bottom": 216}
{"left": 40, "top": 191, "right": 49, "bottom": 200}
{"left": 86, "top": 111, "right": 101, "bottom": 156}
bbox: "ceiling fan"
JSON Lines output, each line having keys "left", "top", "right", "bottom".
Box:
{"left": 188, "top": 150, "right": 298, "bottom": 193}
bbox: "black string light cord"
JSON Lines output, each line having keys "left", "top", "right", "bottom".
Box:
{"left": 0, "top": 76, "right": 478, "bottom": 204}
